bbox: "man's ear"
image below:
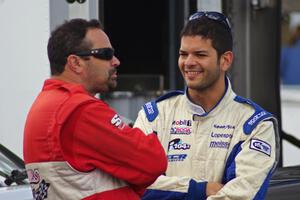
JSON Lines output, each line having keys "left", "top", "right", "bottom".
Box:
{"left": 66, "top": 55, "right": 84, "bottom": 74}
{"left": 220, "top": 51, "right": 233, "bottom": 71}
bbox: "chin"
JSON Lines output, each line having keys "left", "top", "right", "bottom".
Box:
{"left": 186, "top": 80, "right": 200, "bottom": 87}
{"left": 187, "top": 82, "right": 207, "bottom": 91}
{"left": 108, "top": 84, "right": 117, "bottom": 91}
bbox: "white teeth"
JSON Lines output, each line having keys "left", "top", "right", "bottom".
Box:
{"left": 186, "top": 71, "right": 201, "bottom": 75}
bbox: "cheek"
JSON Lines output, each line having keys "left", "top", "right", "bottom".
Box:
{"left": 178, "top": 59, "right": 184, "bottom": 70}
{"left": 88, "top": 68, "right": 106, "bottom": 82}
{"left": 100, "top": 70, "right": 110, "bottom": 81}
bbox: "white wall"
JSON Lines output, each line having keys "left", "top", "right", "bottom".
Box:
{"left": 0, "top": 0, "right": 50, "bottom": 157}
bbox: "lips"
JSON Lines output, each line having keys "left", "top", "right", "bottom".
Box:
{"left": 185, "top": 70, "right": 203, "bottom": 79}
{"left": 111, "top": 73, "right": 117, "bottom": 80}
{"left": 109, "top": 69, "right": 117, "bottom": 76}
{"left": 185, "top": 71, "right": 202, "bottom": 75}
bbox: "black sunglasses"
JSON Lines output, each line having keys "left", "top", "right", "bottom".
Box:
{"left": 74, "top": 48, "right": 114, "bottom": 60}
{"left": 189, "top": 11, "right": 231, "bottom": 30}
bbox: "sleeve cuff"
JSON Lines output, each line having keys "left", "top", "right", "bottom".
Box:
{"left": 187, "top": 179, "right": 207, "bottom": 200}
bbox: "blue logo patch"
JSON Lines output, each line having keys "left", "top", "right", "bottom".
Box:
{"left": 168, "top": 138, "right": 191, "bottom": 150}
{"left": 250, "top": 139, "right": 271, "bottom": 156}
{"left": 145, "top": 102, "right": 155, "bottom": 114}
{"left": 168, "top": 154, "right": 187, "bottom": 162}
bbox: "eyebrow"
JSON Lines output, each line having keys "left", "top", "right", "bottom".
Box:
{"left": 179, "top": 49, "right": 208, "bottom": 54}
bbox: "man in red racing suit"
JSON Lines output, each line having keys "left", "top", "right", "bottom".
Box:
{"left": 23, "top": 18, "right": 167, "bottom": 200}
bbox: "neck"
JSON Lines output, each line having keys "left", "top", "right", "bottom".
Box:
{"left": 188, "top": 77, "right": 226, "bottom": 112}
{"left": 51, "top": 73, "right": 96, "bottom": 96}
{"left": 51, "top": 74, "right": 81, "bottom": 85}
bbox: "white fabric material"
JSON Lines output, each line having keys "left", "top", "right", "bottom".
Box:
{"left": 26, "top": 161, "right": 127, "bottom": 200}
{"left": 134, "top": 80, "right": 277, "bottom": 199}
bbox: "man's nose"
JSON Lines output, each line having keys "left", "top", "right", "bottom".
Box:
{"left": 112, "top": 56, "right": 120, "bottom": 67}
{"left": 184, "top": 54, "right": 197, "bottom": 66}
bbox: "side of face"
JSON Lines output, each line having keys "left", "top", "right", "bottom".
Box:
{"left": 178, "top": 35, "right": 233, "bottom": 92}
{"left": 83, "top": 28, "right": 120, "bottom": 94}
{"left": 66, "top": 28, "right": 120, "bottom": 95}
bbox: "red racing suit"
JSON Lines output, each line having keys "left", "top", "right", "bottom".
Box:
{"left": 23, "top": 79, "right": 167, "bottom": 200}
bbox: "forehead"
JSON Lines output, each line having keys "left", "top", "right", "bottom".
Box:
{"left": 180, "top": 35, "right": 213, "bottom": 51}
{"left": 85, "top": 28, "right": 112, "bottom": 48}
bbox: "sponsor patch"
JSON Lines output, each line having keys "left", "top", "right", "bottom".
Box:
{"left": 145, "top": 102, "right": 155, "bottom": 114}
{"left": 213, "top": 124, "right": 235, "bottom": 129}
{"left": 32, "top": 179, "right": 50, "bottom": 200}
{"left": 170, "top": 119, "right": 192, "bottom": 135}
{"left": 143, "top": 101, "right": 159, "bottom": 122}
{"left": 27, "top": 169, "right": 40, "bottom": 184}
{"left": 172, "top": 120, "right": 192, "bottom": 126}
{"left": 248, "top": 111, "right": 267, "bottom": 126}
{"left": 209, "top": 141, "right": 230, "bottom": 149}
{"left": 168, "top": 138, "right": 191, "bottom": 150}
{"left": 170, "top": 127, "right": 191, "bottom": 135}
{"left": 211, "top": 132, "right": 233, "bottom": 138}
{"left": 111, "top": 114, "right": 125, "bottom": 129}
{"left": 250, "top": 139, "right": 271, "bottom": 156}
{"left": 168, "top": 154, "right": 187, "bottom": 162}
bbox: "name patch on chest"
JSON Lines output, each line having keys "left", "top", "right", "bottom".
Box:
{"left": 250, "top": 139, "right": 271, "bottom": 156}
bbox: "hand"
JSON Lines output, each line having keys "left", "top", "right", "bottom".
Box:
{"left": 206, "top": 182, "right": 224, "bottom": 196}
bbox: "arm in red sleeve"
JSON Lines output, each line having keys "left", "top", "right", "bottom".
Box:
{"left": 61, "top": 101, "right": 167, "bottom": 189}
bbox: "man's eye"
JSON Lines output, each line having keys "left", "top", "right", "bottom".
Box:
{"left": 196, "top": 54, "right": 207, "bottom": 57}
{"left": 179, "top": 52, "right": 188, "bottom": 56}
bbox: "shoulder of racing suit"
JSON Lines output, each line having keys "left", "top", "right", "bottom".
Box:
{"left": 142, "top": 90, "right": 184, "bottom": 122}
{"left": 56, "top": 92, "right": 98, "bottom": 125}
{"left": 234, "top": 95, "right": 274, "bottom": 135}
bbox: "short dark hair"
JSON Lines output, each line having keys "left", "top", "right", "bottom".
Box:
{"left": 47, "top": 18, "right": 103, "bottom": 75}
{"left": 180, "top": 17, "right": 233, "bottom": 58}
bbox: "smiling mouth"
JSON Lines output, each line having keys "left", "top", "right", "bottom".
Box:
{"left": 184, "top": 71, "right": 204, "bottom": 79}
{"left": 185, "top": 71, "right": 202, "bottom": 75}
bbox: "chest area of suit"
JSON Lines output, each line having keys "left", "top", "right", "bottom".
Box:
{"left": 160, "top": 106, "right": 245, "bottom": 165}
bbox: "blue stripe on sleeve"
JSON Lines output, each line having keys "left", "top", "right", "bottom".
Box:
{"left": 253, "top": 170, "right": 273, "bottom": 200}
{"left": 187, "top": 179, "right": 207, "bottom": 200}
{"left": 141, "top": 189, "right": 187, "bottom": 200}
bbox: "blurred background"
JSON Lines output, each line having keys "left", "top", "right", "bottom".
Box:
{"left": 1, "top": 0, "right": 300, "bottom": 167}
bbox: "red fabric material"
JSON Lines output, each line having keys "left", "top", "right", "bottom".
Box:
{"left": 23, "top": 79, "right": 167, "bottom": 199}
{"left": 82, "top": 186, "right": 140, "bottom": 200}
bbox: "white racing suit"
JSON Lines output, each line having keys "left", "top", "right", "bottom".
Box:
{"left": 134, "top": 78, "right": 279, "bottom": 200}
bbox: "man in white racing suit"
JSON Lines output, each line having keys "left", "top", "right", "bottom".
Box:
{"left": 134, "top": 11, "right": 279, "bottom": 200}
